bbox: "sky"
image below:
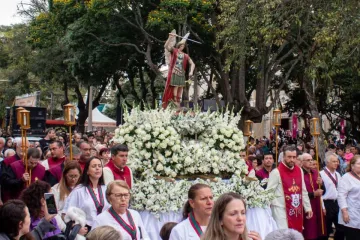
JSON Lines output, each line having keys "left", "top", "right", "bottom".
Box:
{"left": 0, "top": 0, "right": 30, "bottom": 26}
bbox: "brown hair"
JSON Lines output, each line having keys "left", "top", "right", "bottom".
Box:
{"left": 106, "top": 180, "right": 130, "bottom": 203}
{"left": 201, "top": 192, "right": 248, "bottom": 240}
{"left": 160, "top": 222, "right": 177, "bottom": 240}
{"left": 59, "top": 161, "right": 82, "bottom": 201}
{"left": 346, "top": 155, "right": 360, "bottom": 173}
{"left": 183, "top": 183, "right": 211, "bottom": 219}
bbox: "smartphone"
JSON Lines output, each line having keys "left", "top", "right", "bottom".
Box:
{"left": 44, "top": 193, "right": 58, "bottom": 214}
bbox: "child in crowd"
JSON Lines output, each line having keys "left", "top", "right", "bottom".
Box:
{"left": 344, "top": 146, "right": 354, "bottom": 163}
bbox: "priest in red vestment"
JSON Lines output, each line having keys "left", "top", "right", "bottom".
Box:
{"left": 301, "top": 153, "right": 327, "bottom": 239}
{"left": 2, "top": 148, "right": 45, "bottom": 201}
{"left": 103, "top": 144, "right": 133, "bottom": 188}
{"left": 267, "top": 145, "right": 313, "bottom": 232}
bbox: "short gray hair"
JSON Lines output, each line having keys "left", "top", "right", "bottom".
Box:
{"left": 65, "top": 145, "right": 81, "bottom": 156}
{"left": 265, "top": 229, "right": 304, "bottom": 240}
{"left": 299, "top": 153, "right": 312, "bottom": 161}
{"left": 325, "top": 152, "right": 338, "bottom": 165}
{"left": 4, "top": 149, "right": 15, "bottom": 158}
{"left": 0, "top": 137, "right": 5, "bottom": 144}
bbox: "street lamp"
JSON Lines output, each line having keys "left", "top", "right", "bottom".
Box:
{"left": 16, "top": 107, "right": 25, "bottom": 125}
{"left": 64, "top": 103, "right": 76, "bottom": 161}
{"left": 20, "top": 109, "right": 30, "bottom": 186}
{"left": 244, "top": 120, "right": 253, "bottom": 159}
{"left": 273, "top": 109, "right": 281, "bottom": 166}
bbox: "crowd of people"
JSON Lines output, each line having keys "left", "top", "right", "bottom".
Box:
{"left": 0, "top": 127, "right": 359, "bottom": 240}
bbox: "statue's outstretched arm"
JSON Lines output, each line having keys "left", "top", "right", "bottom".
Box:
{"left": 188, "top": 57, "right": 195, "bottom": 77}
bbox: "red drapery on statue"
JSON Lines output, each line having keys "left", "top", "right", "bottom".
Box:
{"left": 162, "top": 48, "right": 189, "bottom": 109}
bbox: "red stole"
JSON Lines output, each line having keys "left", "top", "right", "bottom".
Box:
{"left": 106, "top": 160, "right": 132, "bottom": 188}
{"left": 47, "top": 156, "right": 65, "bottom": 169}
{"left": 79, "top": 161, "right": 86, "bottom": 171}
{"left": 162, "top": 48, "right": 189, "bottom": 109}
{"left": 10, "top": 161, "right": 45, "bottom": 199}
{"left": 256, "top": 167, "right": 271, "bottom": 180}
{"left": 278, "top": 162, "right": 303, "bottom": 232}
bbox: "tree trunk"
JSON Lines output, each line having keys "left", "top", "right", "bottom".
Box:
{"left": 302, "top": 77, "right": 326, "bottom": 163}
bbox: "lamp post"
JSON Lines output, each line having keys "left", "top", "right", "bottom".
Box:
{"left": 310, "top": 117, "right": 325, "bottom": 234}
{"left": 64, "top": 104, "right": 76, "bottom": 161}
{"left": 20, "top": 109, "right": 30, "bottom": 186}
{"left": 16, "top": 107, "right": 25, "bottom": 162}
{"left": 273, "top": 109, "right": 281, "bottom": 166}
{"left": 244, "top": 120, "right": 253, "bottom": 159}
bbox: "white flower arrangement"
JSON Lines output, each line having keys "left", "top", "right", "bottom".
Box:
{"left": 130, "top": 175, "right": 276, "bottom": 218}
{"left": 113, "top": 107, "right": 275, "bottom": 216}
{"left": 113, "top": 107, "right": 247, "bottom": 178}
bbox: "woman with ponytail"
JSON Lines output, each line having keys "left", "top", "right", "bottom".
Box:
{"left": 169, "top": 183, "right": 214, "bottom": 240}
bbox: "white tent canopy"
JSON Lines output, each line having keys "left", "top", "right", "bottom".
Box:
{"left": 85, "top": 107, "right": 116, "bottom": 128}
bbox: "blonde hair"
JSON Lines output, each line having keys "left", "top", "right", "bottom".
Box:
{"left": 106, "top": 180, "right": 130, "bottom": 202}
{"left": 201, "top": 192, "right": 249, "bottom": 240}
{"left": 86, "top": 226, "right": 122, "bottom": 240}
{"left": 346, "top": 154, "right": 360, "bottom": 172}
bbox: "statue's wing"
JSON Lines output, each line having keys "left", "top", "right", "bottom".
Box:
{"left": 165, "top": 29, "right": 176, "bottom": 66}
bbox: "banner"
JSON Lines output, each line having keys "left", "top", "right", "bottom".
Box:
{"left": 292, "top": 114, "right": 298, "bottom": 139}
{"left": 340, "top": 119, "right": 345, "bottom": 140}
{"left": 15, "top": 94, "right": 38, "bottom": 107}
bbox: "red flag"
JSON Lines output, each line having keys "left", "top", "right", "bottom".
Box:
{"left": 340, "top": 119, "right": 345, "bottom": 140}
{"left": 292, "top": 114, "right": 298, "bottom": 139}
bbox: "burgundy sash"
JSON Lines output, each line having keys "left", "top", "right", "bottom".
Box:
{"left": 189, "top": 212, "right": 203, "bottom": 237}
{"left": 278, "top": 162, "right": 303, "bottom": 232}
{"left": 86, "top": 185, "right": 104, "bottom": 215}
{"left": 323, "top": 168, "right": 338, "bottom": 187}
{"left": 108, "top": 207, "right": 137, "bottom": 240}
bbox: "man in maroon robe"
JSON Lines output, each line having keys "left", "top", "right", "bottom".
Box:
{"left": 76, "top": 141, "right": 91, "bottom": 170}
{"left": 256, "top": 152, "right": 275, "bottom": 189}
{"left": 301, "top": 153, "right": 327, "bottom": 240}
{"left": 103, "top": 144, "right": 133, "bottom": 188}
{"left": 0, "top": 139, "right": 29, "bottom": 202}
{"left": 47, "top": 141, "right": 65, "bottom": 169}
{"left": 45, "top": 145, "right": 82, "bottom": 186}
{"left": 2, "top": 148, "right": 45, "bottom": 201}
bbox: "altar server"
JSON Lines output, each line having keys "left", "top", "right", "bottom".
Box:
{"left": 2, "top": 148, "right": 45, "bottom": 200}
{"left": 63, "top": 156, "right": 110, "bottom": 228}
{"left": 266, "top": 145, "right": 312, "bottom": 232}
{"left": 256, "top": 152, "right": 275, "bottom": 188}
{"left": 337, "top": 155, "right": 360, "bottom": 240}
{"left": 103, "top": 144, "right": 134, "bottom": 188}
{"left": 170, "top": 183, "right": 214, "bottom": 240}
{"left": 320, "top": 153, "right": 344, "bottom": 240}
{"left": 92, "top": 180, "right": 150, "bottom": 240}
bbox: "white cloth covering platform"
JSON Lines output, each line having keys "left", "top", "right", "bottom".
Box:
{"left": 140, "top": 207, "right": 277, "bottom": 240}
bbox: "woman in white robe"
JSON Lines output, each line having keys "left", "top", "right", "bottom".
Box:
{"left": 63, "top": 156, "right": 110, "bottom": 228}
{"left": 92, "top": 180, "right": 150, "bottom": 240}
{"left": 169, "top": 183, "right": 214, "bottom": 240}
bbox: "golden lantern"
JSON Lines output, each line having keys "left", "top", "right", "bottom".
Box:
{"left": 64, "top": 103, "right": 76, "bottom": 126}
{"left": 244, "top": 120, "right": 253, "bottom": 137}
{"left": 310, "top": 118, "right": 320, "bottom": 136}
{"left": 273, "top": 109, "right": 282, "bottom": 127}
{"left": 16, "top": 107, "right": 25, "bottom": 125}
{"left": 20, "top": 110, "right": 30, "bottom": 129}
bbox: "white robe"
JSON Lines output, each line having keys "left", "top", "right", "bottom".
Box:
{"left": 169, "top": 218, "right": 206, "bottom": 240}
{"left": 63, "top": 185, "right": 110, "bottom": 226}
{"left": 92, "top": 209, "right": 150, "bottom": 240}
{"left": 266, "top": 166, "right": 312, "bottom": 229}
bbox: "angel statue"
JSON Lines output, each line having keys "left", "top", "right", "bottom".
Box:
{"left": 162, "top": 30, "right": 195, "bottom": 109}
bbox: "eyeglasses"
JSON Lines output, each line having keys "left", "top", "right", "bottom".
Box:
{"left": 111, "top": 193, "right": 131, "bottom": 199}
{"left": 303, "top": 159, "right": 314, "bottom": 162}
{"left": 66, "top": 175, "right": 80, "bottom": 180}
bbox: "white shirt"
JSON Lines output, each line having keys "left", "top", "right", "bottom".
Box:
{"left": 266, "top": 164, "right": 311, "bottom": 229}
{"left": 169, "top": 217, "right": 206, "bottom": 240}
{"left": 51, "top": 183, "right": 66, "bottom": 212}
{"left": 63, "top": 185, "right": 110, "bottom": 226}
{"left": 92, "top": 209, "right": 150, "bottom": 240}
{"left": 320, "top": 168, "right": 341, "bottom": 200}
{"left": 337, "top": 172, "right": 360, "bottom": 229}
{"left": 40, "top": 159, "right": 50, "bottom": 170}
{"left": 103, "top": 166, "right": 134, "bottom": 186}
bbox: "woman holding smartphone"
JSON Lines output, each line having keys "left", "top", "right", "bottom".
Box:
{"left": 63, "top": 156, "right": 110, "bottom": 229}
